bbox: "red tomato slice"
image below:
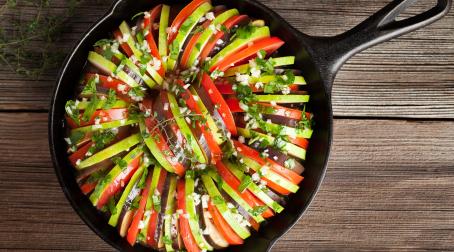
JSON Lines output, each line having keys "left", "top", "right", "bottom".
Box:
{"left": 68, "top": 141, "right": 92, "bottom": 166}
{"left": 200, "top": 73, "right": 237, "bottom": 135}
{"left": 225, "top": 97, "right": 311, "bottom": 120}
{"left": 287, "top": 136, "right": 309, "bottom": 149}
{"left": 143, "top": 5, "right": 165, "bottom": 77}
{"left": 146, "top": 168, "right": 168, "bottom": 247}
{"left": 127, "top": 172, "right": 153, "bottom": 245}
{"left": 176, "top": 80, "right": 222, "bottom": 160}
{"left": 96, "top": 154, "right": 143, "bottom": 209}
{"left": 216, "top": 161, "right": 274, "bottom": 218}
{"left": 199, "top": 15, "right": 249, "bottom": 63}
{"left": 142, "top": 98, "right": 186, "bottom": 176}
{"left": 225, "top": 98, "right": 243, "bottom": 113}
{"left": 113, "top": 30, "right": 134, "bottom": 57}
{"left": 84, "top": 73, "right": 132, "bottom": 102}
{"left": 214, "top": 80, "right": 298, "bottom": 95}
{"left": 207, "top": 200, "right": 243, "bottom": 245}
{"left": 177, "top": 179, "right": 201, "bottom": 252}
{"left": 167, "top": 0, "right": 209, "bottom": 43}
{"left": 210, "top": 37, "right": 284, "bottom": 72}
{"left": 66, "top": 108, "right": 128, "bottom": 128}
{"left": 233, "top": 140, "right": 303, "bottom": 185}
{"left": 80, "top": 181, "right": 97, "bottom": 195}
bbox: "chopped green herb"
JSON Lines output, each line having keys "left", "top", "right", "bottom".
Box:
{"left": 137, "top": 168, "right": 149, "bottom": 189}
{"left": 248, "top": 205, "right": 268, "bottom": 217}
{"left": 112, "top": 157, "right": 128, "bottom": 170}
{"left": 238, "top": 175, "right": 252, "bottom": 193}
{"left": 82, "top": 96, "right": 99, "bottom": 122}
{"left": 152, "top": 194, "right": 161, "bottom": 212}
{"left": 130, "top": 195, "right": 141, "bottom": 210}
{"left": 212, "top": 195, "right": 224, "bottom": 205}
{"left": 235, "top": 25, "right": 256, "bottom": 39}
{"left": 65, "top": 100, "right": 80, "bottom": 125}
{"left": 102, "top": 89, "right": 117, "bottom": 110}
{"left": 163, "top": 235, "right": 172, "bottom": 245}
{"left": 94, "top": 39, "right": 114, "bottom": 48}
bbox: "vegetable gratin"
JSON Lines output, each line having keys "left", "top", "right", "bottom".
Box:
{"left": 63, "top": 0, "right": 313, "bottom": 250}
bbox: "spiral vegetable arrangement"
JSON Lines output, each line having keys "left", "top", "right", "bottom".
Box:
{"left": 64, "top": 0, "right": 313, "bottom": 250}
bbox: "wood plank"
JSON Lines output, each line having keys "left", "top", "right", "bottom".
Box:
{"left": 0, "top": 113, "right": 453, "bottom": 251}
{"left": 0, "top": 0, "right": 453, "bottom": 119}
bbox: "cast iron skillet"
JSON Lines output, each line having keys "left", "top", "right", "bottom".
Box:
{"left": 49, "top": 0, "right": 452, "bottom": 251}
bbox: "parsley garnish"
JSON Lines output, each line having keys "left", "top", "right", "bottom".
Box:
{"left": 152, "top": 194, "right": 161, "bottom": 212}
{"left": 212, "top": 195, "right": 224, "bottom": 205}
{"left": 65, "top": 100, "right": 80, "bottom": 126}
{"left": 82, "top": 95, "right": 99, "bottom": 122}
{"left": 235, "top": 25, "right": 256, "bottom": 39}
{"left": 130, "top": 195, "right": 141, "bottom": 210}
{"left": 112, "top": 157, "right": 128, "bottom": 170}
{"left": 163, "top": 235, "right": 172, "bottom": 245}
{"left": 94, "top": 39, "right": 114, "bottom": 48}
{"left": 238, "top": 175, "right": 252, "bottom": 193}
{"left": 137, "top": 168, "right": 149, "bottom": 189}
{"left": 102, "top": 89, "right": 117, "bottom": 110}
{"left": 248, "top": 205, "right": 268, "bottom": 217}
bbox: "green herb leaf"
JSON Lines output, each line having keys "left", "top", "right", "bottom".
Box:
{"left": 130, "top": 195, "right": 141, "bottom": 210}
{"left": 107, "top": 197, "right": 117, "bottom": 215}
{"left": 238, "top": 175, "right": 252, "bottom": 193}
{"left": 152, "top": 194, "right": 161, "bottom": 212}
{"left": 102, "top": 89, "right": 117, "bottom": 110}
{"left": 82, "top": 96, "right": 99, "bottom": 122}
{"left": 248, "top": 205, "right": 268, "bottom": 217}
{"left": 94, "top": 39, "right": 114, "bottom": 47}
{"left": 235, "top": 25, "right": 256, "bottom": 39}
{"left": 112, "top": 157, "right": 128, "bottom": 170}
{"left": 65, "top": 100, "right": 80, "bottom": 126}
{"left": 212, "top": 195, "right": 224, "bottom": 205}
{"left": 163, "top": 235, "right": 172, "bottom": 245}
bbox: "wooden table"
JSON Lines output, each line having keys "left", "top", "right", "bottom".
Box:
{"left": 1, "top": 0, "right": 453, "bottom": 251}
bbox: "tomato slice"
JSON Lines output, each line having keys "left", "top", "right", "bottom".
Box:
{"left": 84, "top": 73, "right": 132, "bottom": 102}
{"left": 200, "top": 73, "right": 237, "bottom": 135}
{"left": 68, "top": 141, "right": 92, "bottom": 166}
{"left": 232, "top": 140, "right": 303, "bottom": 185}
{"left": 167, "top": 0, "right": 209, "bottom": 44}
{"left": 207, "top": 200, "right": 243, "bottom": 245}
{"left": 66, "top": 108, "right": 128, "bottom": 128}
{"left": 287, "top": 136, "right": 309, "bottom": 149}
{"left": 80, "top": 181, "right": 97, "bottom": 195}
{"left": 113, "top": 29, "right": 134, "bottom": 57}
{"left": 176, "top": 80, "right": 222, "bottom": 160}
{"left": 96, "top": 154, "right": 142, "bottom": 209}
{"left": 210, "top": 37, "right": 284, "bottom": 72}
{"left": 214, "top": 79, "right": 298, "bottom": 95}
{"left": 146, "top": 168, "right": 168, "bottom": 247}
{"left": 127, "top": 172, "right": 153, "bottom": 245}
{"left": 143, "top": 5, "right": 165, "bottom": 77}
{"left": 142, "top": 98, "right": 186, "bottom": 176}
{"left": 199, "top": 15, "right": 249, "bottom": 63}
{"left": 177, "top": 179, "right": 201, "bottom": 252}
{"left": 216, "top": 161, "right": 274, "bottom": 218}
{"left": 225, "top": 97, "right": 311, "bottom": 120}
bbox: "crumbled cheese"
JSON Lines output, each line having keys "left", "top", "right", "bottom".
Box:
{"left": 185, "top": 117, "right": 191, "bottom": 124}
{"left": 270, "top": 101, "right": 277, "bottom": 106}
{"left": 198, "top": 16, "right": 206, "bottom": 23}
{"left": 227, "top": 203, "right": 235, "bottom": 209}
{"left": 235, "top": 73, "right": 250, "bottom": 85}
{"left": 250, "top": 67, "right": 261, "bottom": 78}
{"left": 203, "top": 227, "right": 211, "bottom": 235}
{"left": 247, "top": 41, "right": 254, "bottom": 47}
{"left": 176, "top": 209, "right": 183, "bottom": 215}
{"left": 201, "top": 195, "right": 209, "bottom": 209}
{"left": 152, "top": 57, "right": 161, "bottom": 70}
{"left": 192, "top": 95, "right": 199, "bottom": 101}
{"left": 251, "top": 173, "right": 260, "bottom": 182}
{"left": 183, "top": 83, "right": 190, "bottom": 90}
{"left": 76, "top": 159, "right": 81, "bottom": 166}
{"left": 208, "top": 88, "right": 213, "bottom": 94}
{"left": 255, "top": 82, "right": 264, "bottom": 89}
{"left": 249, "top": 59, "right": 257, "bottom": 68}
{"left": 183, "top": 213, "right": 190, "bottom": 219}
{"left": 216, "top": 39, "right": 224, "bottom": 45}
{"left": 153, "top": 23, "right": 159, "bottom": 30}
{"left": 163, "top": 103, "right": 169, "bottom": 111}
{"left": 282, "top": 86, "right": 291, "bottom": 95}
{"left": 273, "top": 155, "right": 278, "bottom": 161}
{"left": 120, "top": 119, "right": 126, "bottom": 125}
{"left": 117, "top": 84, "right": 127, "bottom": 93}
{"left": 192, "top": 192, "right": 201, "bottom": 206}
{"left": 154, "top": 188, "right": 160, "bottom": 196}
{"left": 138, "top": 220, "right": 145, "bottom": 229}
{"left": 121, "top": 33, "right": 130, "bottom": 43}
{"left": 144, "top": 11, "right": 150, "bottom": 18}
{"left": 144, "top": 210, "right": 151, "bottom": 218}
{"left": 221, "top": 112, "right": 226, "bottom": 118}
{"left": 238, "top": 136, "right": 245, "bottom": 143}
{"left": 205, "top": 12, "right": 215, "bottom": 20}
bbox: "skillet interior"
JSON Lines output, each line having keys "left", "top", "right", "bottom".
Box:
{"left": 49, "top": 0, "right": 333, "bottom": 251}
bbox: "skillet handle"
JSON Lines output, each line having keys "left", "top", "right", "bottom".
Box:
{"left": 308, "top": 0, "right": 452, "bottom": 91}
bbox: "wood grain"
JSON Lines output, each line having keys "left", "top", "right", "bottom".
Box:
{"left": 0, "top": 113, "right": 453, "bottom": 251}
{"left": 0, "top": 0, "right": 453, "bottom": 119}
